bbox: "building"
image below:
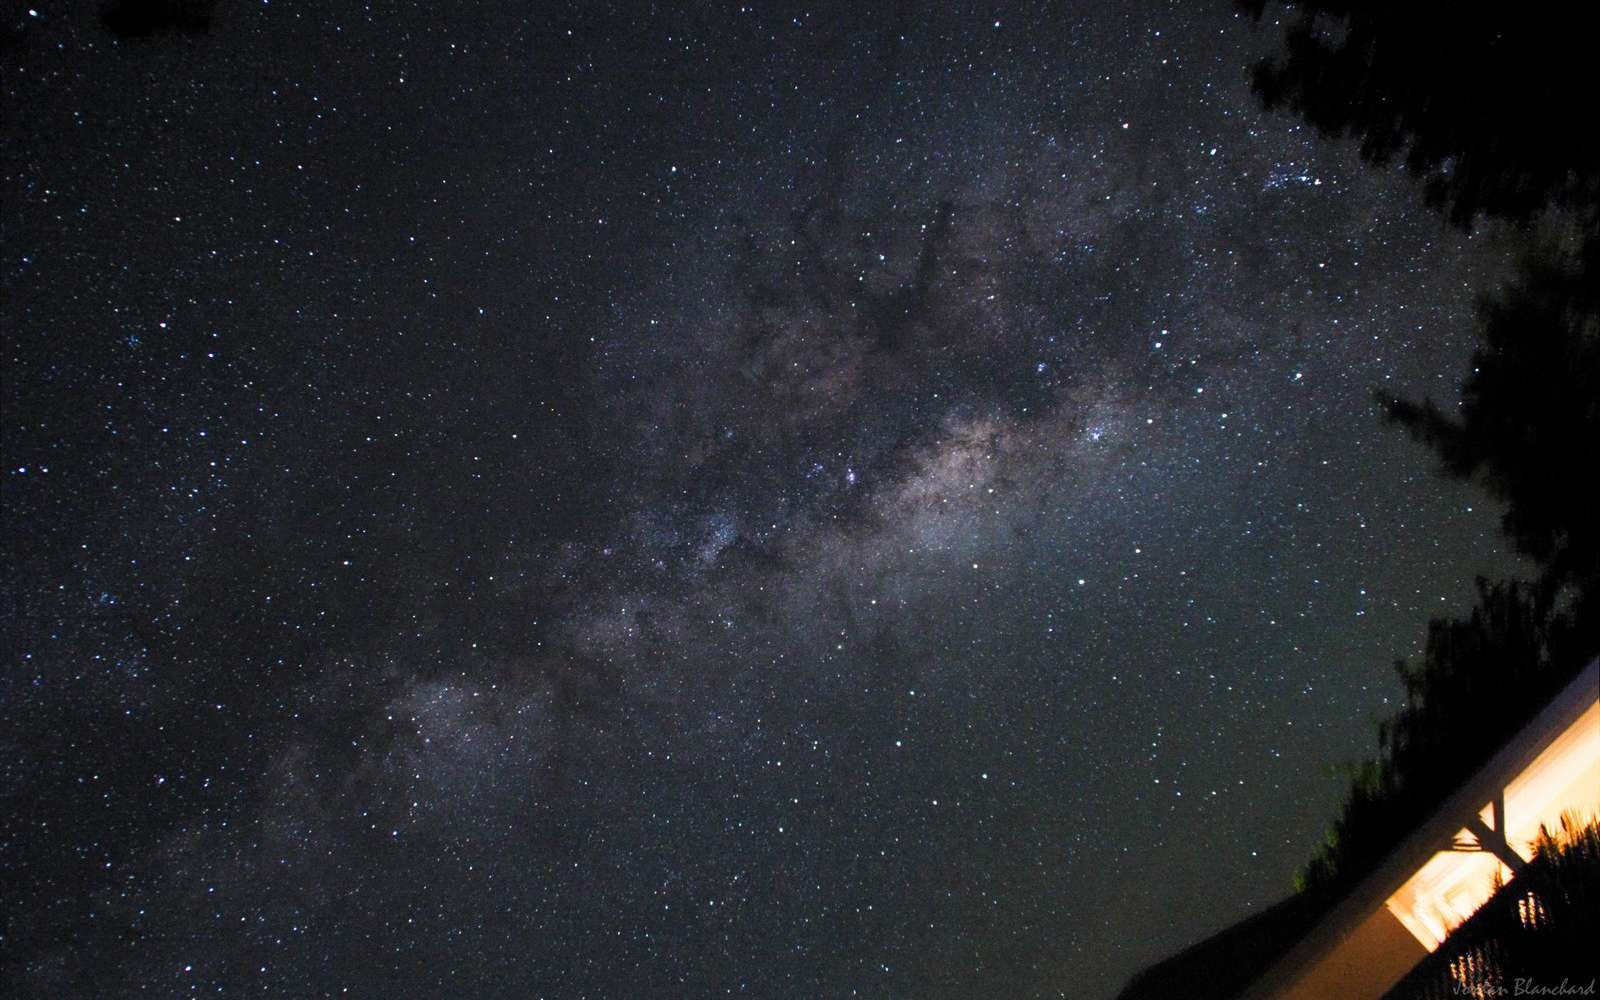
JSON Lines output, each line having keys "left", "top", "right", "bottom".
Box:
{"left": 1117, "top": 658, "right": 1600, "bottom": 1000}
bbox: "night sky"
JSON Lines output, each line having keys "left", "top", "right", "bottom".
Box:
{"left": 2, "top": 3, "right": 1530, "bottom": 997}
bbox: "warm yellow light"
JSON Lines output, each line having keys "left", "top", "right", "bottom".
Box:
{"left": 1383, "top": 700, "right": 1600, "bottom": 951}
{"left": 1500, "top": 699, "right": 1600, "bottom": 847}
{"left": 1384, "top": 834, "right": 1504, "bottom": 950}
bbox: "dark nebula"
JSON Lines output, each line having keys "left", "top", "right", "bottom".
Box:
{"left": 1, "top": 3, "right": 1530, "bottom": 997}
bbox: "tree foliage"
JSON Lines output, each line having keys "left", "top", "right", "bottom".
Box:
{"left": 1295, "top": 581, "right": 1577, "bottom": 891}
{"left": 1242, "top": 2, "right": 1600, "bottom": 894}
{"left": 1385, "top": 817, "right": 1600, "bottom": 1000}
{"left": 1238, "top": 2, "right": 1600, "bottom": 231}
{"left": 1381, "top": 238, "right": 1600, "bottom": 624}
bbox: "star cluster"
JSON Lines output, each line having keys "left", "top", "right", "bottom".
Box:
{"left": 2, "top": 3, "right": 1522, "bottom": 997}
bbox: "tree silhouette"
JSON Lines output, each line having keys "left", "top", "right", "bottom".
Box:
{"left": 1240, "top": 2, "right": 1600, "bottom": 895}
{"left": 1381, "top": 235, "right": 1600, "bottom": 629}
{"left": 1385, "top": 817, "right": 1600, "bottom": 999}
{"left": 1238, "top": 2, "right": 1600, "bottom": 232}
{"left": 1297, "top": 580, "right": 1561, "bottom": 891}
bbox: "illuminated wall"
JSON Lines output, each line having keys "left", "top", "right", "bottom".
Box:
{"left": 1250, "top": 662, "right": 1600, "bottom": 1000}
{"left": 1382, "top": 698, "right": 1600, "bottom": 951}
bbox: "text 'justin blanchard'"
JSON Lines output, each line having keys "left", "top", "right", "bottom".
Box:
{"left": 1452, "top": 980, "right": 1598, "bottom": 998}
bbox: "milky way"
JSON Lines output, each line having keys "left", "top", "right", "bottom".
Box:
{"left": 3, "top": 3, "right": 1525, "bottom": 996}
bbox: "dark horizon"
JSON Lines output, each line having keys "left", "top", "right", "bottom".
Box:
{"left": 4, "top": 3, "right": 1583, "bottom": 997}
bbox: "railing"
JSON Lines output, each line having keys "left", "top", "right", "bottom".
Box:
{"left": 1381, "top": 821, "right": 1599, "bottom": 1000}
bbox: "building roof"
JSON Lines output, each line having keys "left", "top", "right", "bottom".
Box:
{"left": 1114, "top": 891, "right": 1331, "bottom": 1000}
{"left": 1116, "top": 658, "right": 1600, "bottom": 1000}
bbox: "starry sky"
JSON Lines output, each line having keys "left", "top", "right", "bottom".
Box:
{"left": 1, "top": 2, "right": 1530, "bottom": 997}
